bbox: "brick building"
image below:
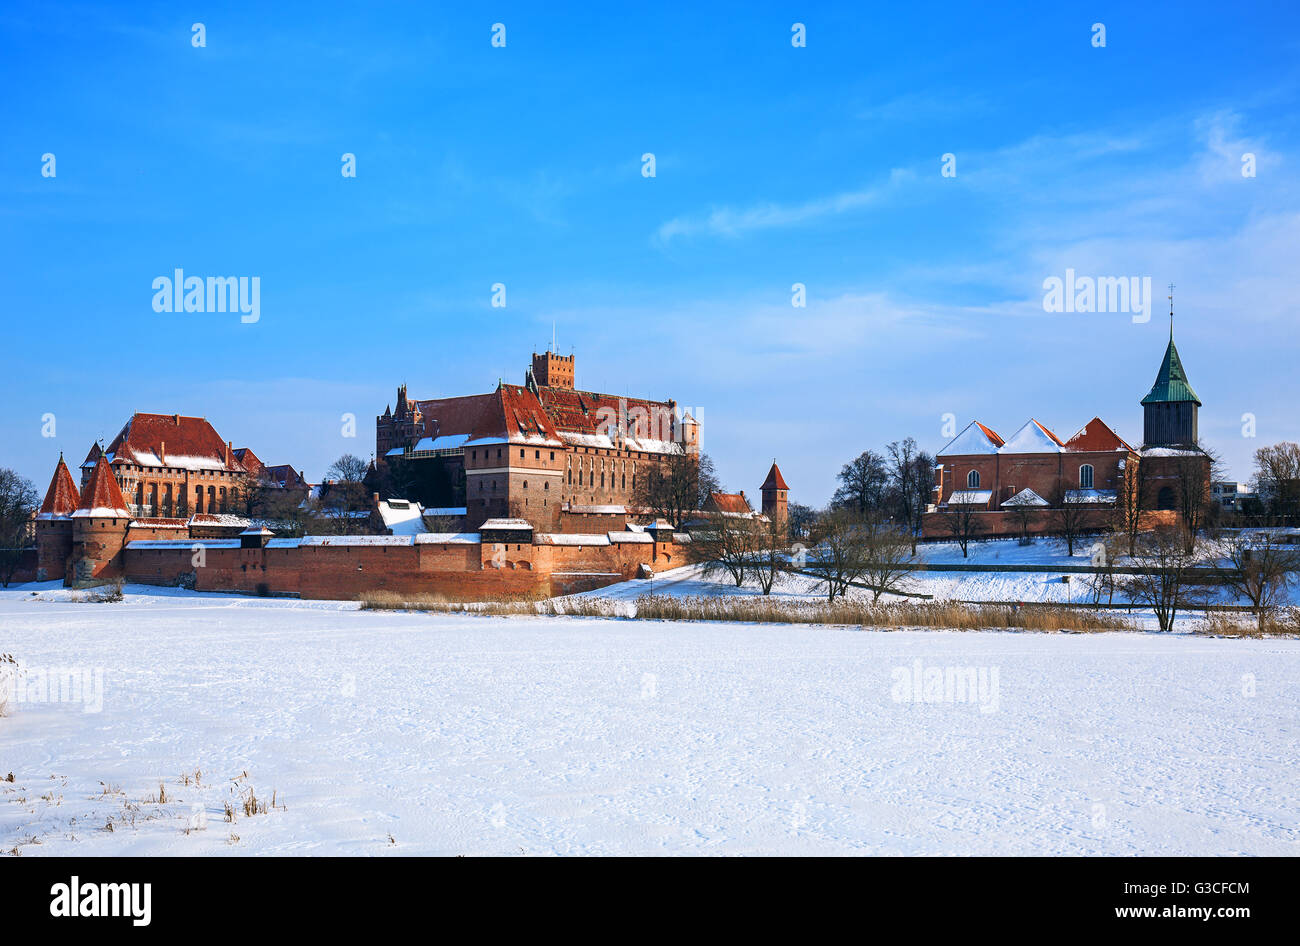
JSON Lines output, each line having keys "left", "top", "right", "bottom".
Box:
{"left": 924, "top": 326, "right": 1210, "bottom": 538}
{"left": 80, "top": 412, "right": 300, "bottom": 518}
{"left": 377, "top": 349, "right": 699, "bottom": 531}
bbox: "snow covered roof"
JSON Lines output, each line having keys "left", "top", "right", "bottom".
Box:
{"left": 1064, "top": 489, "right": 1118, "bottom": 504}
{"left": 947, "top": 489, "right": 993, "bottom": 505}
{"left": 377, "top": 498, "right": 426, "bottom": 536}
{"left": 939, "top": 421, "right": 1004, "bottom": 456}
{"left": 239, "top": 527, "right": 275, "bottom": 536}
{"left": 1140, "top": 446, "right": 1206, "bottom": 457}
{"left": 480, "top": 518, "right": 534, "bottom": 530}
{"left": 998, "top": 419, "right": 1065, "bottom": 454}
{"left": 299, "top": 535, "right": 415, "bottom": 547}
{"left": 1001, "top": 488, "right": 1049, "bottom": 508}
{"left": 414, "top": 532, "right": 480, "bottom": 544}
{"left": 568, "top": 504, "right": 626, "bottom": 515}
{"left": 536, "top": 533, "right": 612, "bottom": 546}
{"left": 126, "top": 539, "right": 240, "bottom": 550}
{"left": 609, "top": 531, "right": 653, "bottom": 544}
{"left": 423, "top": 507, "right": 467, "bottom": 517}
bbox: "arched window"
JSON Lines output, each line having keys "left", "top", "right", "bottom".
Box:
{"left": 1157, "top": 486, "right": 1176, "bottom": 510}
{"left": 967, "top": 470, "right": 980, "bottom": 489}
{"left": 1079, "top": 464, "right": 1094, "bottom": 489}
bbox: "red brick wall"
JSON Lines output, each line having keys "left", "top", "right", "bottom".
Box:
{"left": 120, "top": 535, "right": 680, "bottom": 601}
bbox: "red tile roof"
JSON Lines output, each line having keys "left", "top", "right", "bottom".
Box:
{"left": 105, "top": 413, "right": 240, "bottom": 471}
{"left": 1065, "top": 417, "right": 1135, "bottom": 453}
{"left": 39, "top": 456, "right": 81, "bottom": 516}
{"left": 411, "top": 383, "right": 679, "bottom": 446}
{"left": 760, "top": 462, "right": 789, "bottom": 491}
{"left": 976, "top": 422, "right": 1006, "bottom": 448}
{"left": 708, "top": 491, "right": 752, "bottom": 515}
{"left": 74, "top": 456, "right": 130, "bottom": 517}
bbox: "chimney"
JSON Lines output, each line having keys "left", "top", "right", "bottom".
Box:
{"left": 174, "top": 414, "right": 180, "bottom": 425}
{"left": 159, "top": 440, "right": 166, "bottom": 465}
{"left": 226, "top": 441, "right": 232, "bottom": 466}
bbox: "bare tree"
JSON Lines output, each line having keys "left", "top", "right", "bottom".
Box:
{"left": 833, "top": 450, "right": 890, "bottom": 516}
{"left": 803, "top": 508, "right": 871, "bottom": 602}
{"left": 632, "top": 452, "right": 719, "bottom": 529}
{"left": 786, "top": 502, "right": 816, "bottom": 542}
{"left": 1111, "top": 459, "right": 1147, "bottom": 558}
{"left": 1171, "top": 446, "right": 1219, "bottom": 554}
{"left": 1251, "top": 442, "right": 1300, "bottom": 521}
{"left": 1085, "top": 535, "right": 1125, "bottom": 607}
{"left": 937, "top": 502, "right": 983, "bottom": 559}
{"left": 748, "top": 513, "right": 790, "bottom": 596}
{"left": 858, "top": 515, "right": 918, "bottom": 603}
{"left": 692, "top": 511, "right": 758, "bottom": 587}
{"left": 1050, "top": 479, "right": 1091, "bottom": 557}
{"left": 1121, "top": 528, "right": 1200, "bottom": 632}
{"left": 0, "top": 469, "right": 38, "bottom": 587}
{"left": 886, "top": 438, "right": 934, "bottom": 553}
{"left": 1218, "top": 531, "right": 1300, "bottom": 632}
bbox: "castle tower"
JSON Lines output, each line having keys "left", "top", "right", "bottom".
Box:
{"left": 35, "top": 454, "right": 80, "bottom": 582}
{"left": 1141, "top": 316, "right": 1201, "bottom": 448}
{"left": 69, "top": 455, "right": 132, "bottom": 585}
{"left": 760, "top": 461, "right": 789, "bottom": 535}
{"left": 531, "top": 350, "right": 575, "bottom": 390}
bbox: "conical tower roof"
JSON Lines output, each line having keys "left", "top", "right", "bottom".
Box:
{"left": 71, "top": 456, "right": 131, "bottom": 518}
{"left": 38, "top": 454, "right": 81, "bottom": 518}
{"left": 1141, "top": 330, "right": 1201, "bottom": 406}
{"left": 760, "top": 461, "right": 789, "bottom": 491}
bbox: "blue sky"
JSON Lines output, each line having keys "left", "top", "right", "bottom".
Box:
{"left": 3, "top": 1, "right": 1299, "bottom": 505}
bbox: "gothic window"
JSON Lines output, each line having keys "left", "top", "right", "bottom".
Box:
{"left": 1079, "top": 464, "right": 1094, "bottom": 489}
{"left": 967, "top": 470, "right": 980, "bottom": 489}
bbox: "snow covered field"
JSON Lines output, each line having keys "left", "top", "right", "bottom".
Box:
{"left": 3, "top": 586, "right": 1297, "bottom": 856}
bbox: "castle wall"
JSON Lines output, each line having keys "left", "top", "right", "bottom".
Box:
{"left": 117, "top": 533, "right": 685, "bottom": 602}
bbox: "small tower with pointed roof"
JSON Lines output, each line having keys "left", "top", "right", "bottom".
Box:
{"left": 68, "top": 455, "right": 132, "bottom": 585}
{"left": 35, "top": 454, "right": 81, "bottom": 581}
{"left": 761, "top": 461, "right": 790, "bottom": 535}
{"left": 1141, "top": 293, "right": 1201, "bottom": 448}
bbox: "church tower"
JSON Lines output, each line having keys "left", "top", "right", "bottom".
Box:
{"left": 760, "top": 461, "right": 789, "bottom": 535}
{"left": 1140, "top": 302, "right": 1201, "bottom": 448}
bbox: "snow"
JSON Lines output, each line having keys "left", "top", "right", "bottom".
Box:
{"left": 299, "top": 535, "right": 414, "bottom": 547}
{"left": 1001, "top": 488, "right": 1048, "bottom": 507}
{"left": 126, "top": 540, "right": 240, "bottom": 551}
{"left": 479, "top": 519, "right": 533, "bottom": 530}
{"left": 1064, "top": 488, "right": 1117, "bottom": 504}
{"left": 938, "top": 421, "right": 1001, "bottom": 456}
{"left": 947, "top": 489, "right": 992, "bottom": 505}
{"left": 70, "top": 507, "right": 130, "bottom": 518}
{"left": 414, "top": 533, "right": 479, "bottom": 545}
{"left": 998, "top": 419, "right": 1063, "bottom": 454}
{"left": 377, "top": 499, "right": 425, "bottom": 536}
{"left": 537, "top": 534, "right": 611, "bottom": 546}
{"left": 1, "top": 586, "right": 1297, "bottom": 856}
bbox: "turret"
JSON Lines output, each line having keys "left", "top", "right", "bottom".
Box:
{"left": 69, "top": 456, "right": 132, "bottom": 585}
{"left": 35, "top": 454, "right": 80, "bottom": 582}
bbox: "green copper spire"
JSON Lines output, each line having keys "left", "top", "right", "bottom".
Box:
{"left": 1141, "top": 316, "right": 1201, "bottom": 406}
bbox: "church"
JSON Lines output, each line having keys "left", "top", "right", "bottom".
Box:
{"left": 923, "top": 321, "right": 1210, "bottom": 538}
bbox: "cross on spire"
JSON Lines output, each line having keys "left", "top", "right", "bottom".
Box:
{"left": 1167, "top": 282, "right": 1176, "bottom": 337}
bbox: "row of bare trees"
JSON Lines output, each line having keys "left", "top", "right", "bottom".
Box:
{"left": 692, "top": 506, "right": 919, "bottom": 603}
